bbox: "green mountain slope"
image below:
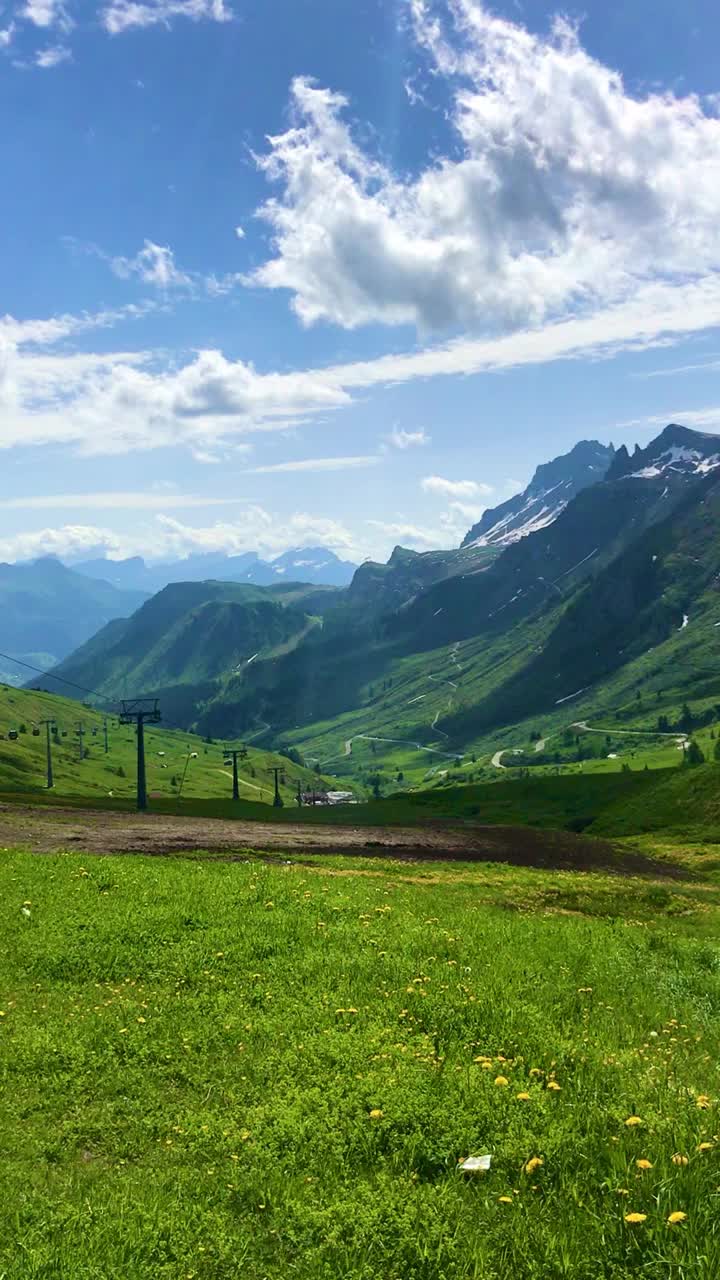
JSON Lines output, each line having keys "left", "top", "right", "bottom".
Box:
{"left": 0, "top": 684, "right": 344, "bottom": 805}
{"left": 187, "top": 424, "right": 718, "bottom": 748}
{"left": 34, "top": 580, "right": 331, "bottom": 730}
{"left": 347, "top": 543, "right": 498, "bottom": 612}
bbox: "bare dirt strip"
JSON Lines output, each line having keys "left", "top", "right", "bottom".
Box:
{"left": 0, "top": 802, "right": 683, "bottom": 877}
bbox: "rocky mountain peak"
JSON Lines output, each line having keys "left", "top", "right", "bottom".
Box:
{"left": 461, "top": 438, "right": 615, "bottom": 549}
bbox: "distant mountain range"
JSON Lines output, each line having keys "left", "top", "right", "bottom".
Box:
{"left": 0, "top": 558, "right": 148, "bottom": 686}
{"left": 69, "top": 546, "right": 357, "bottom": 593}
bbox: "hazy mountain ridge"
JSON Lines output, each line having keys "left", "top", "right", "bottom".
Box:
{"left": 69, "top": 545, "right": 357, "bottom": 593}
{"left": 0, "top": 557, "right": 149, "bottom": 685}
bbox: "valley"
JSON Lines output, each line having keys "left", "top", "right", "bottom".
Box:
{"left": 15, "top": 423, "right": 720, "bottom": 802}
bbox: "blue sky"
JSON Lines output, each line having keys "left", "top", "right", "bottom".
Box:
{"left": 2, "top": 0, "right": 720, "bottom": 565}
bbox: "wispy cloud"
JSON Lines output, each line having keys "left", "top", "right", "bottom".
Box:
{"left": 110, "top": 240, "right": 192, "bottom": 290}
{"left": 101, "top": 0, "right": 231, "bottom": 35}
{"left": 33, "top": 43, "right": 71, "bottom": 67}
{"left": 66, "top": 235, "right": 243, "bottom": 297}
{"left": 246, "top": 455, "right": 380, "bottom": 474}
{"left": 635, "top": 356, "right": 720, "bottom": 379}
{"left": 421, "top": 475, "right": 492, "bottom": 498}
{"left": 0, "top": 490, "right": 251, "bottom": 511}
{"left": 618, "top": 408, "right": 720, "bottom": 432}
{"left": 7, "top": 276, "right": 720, "bottom": 460}
{"left": 385, "top": 426, "right": 430, "bottom": 449}
{"left": 366, "top": 520, "right": 440, "bottom": 549}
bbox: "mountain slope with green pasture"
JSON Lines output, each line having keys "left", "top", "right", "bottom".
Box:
{"left": 0, "top": 685, "right": 345, "bottom": 805}
{"left": 29, "top": 579, "right": 331, "bottom": 730}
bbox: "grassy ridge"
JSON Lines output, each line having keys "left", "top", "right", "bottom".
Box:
{"left": 0, "top": 685, "right": 344, "bottom": 807}
{"left": 2, "top": 849, "right": 719, "bottom": 1278}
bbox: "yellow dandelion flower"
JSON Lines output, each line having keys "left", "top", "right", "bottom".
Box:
{"left": 696, "top": 1095, "right": 712, "bottom": 1110}
{"left": 635, "top": 1159, "right": 653, "bottom": 1170}
{"left": 624, "top": 1213, "right": 647, "bottom": 1225}
{"left": 369, "top": 1109, "right": 383, "bottom": 1120}
{"left": 672, "top": 1153, "right": 689, "bottom": 1166}
{"left": 480, "top": 1061, "right": 494, "bottom": 1070}
{"left": 667, "top": 1211, "right": 687, "bottom": 1225}
{"left": 524, "top": 1157, "right": 544, "bottom": 1175}
{"left": 624, "top": 1116, "right": 643, "bottom": 1127}
{"left": 547, "top": 1081, "right": 561, "bottom": 1091}
{"left": 616, "top": 1188, "right": 629, "bottom": 1196}
{"left": 136, "top": 1016, "right": 146, "bottom": 1024}
{"left": 698, "top": 1142, "right": 713, "bottom": 1152}
{"left": 529, "top": 1067, "right": 543, "bottom": 1076}
{"left": 516, "top": 1092, "right": 531, "bottom": 1101}
{"left": 497, "top": 1196, "right": 513, "bottom": 1204}
{"left": 494, "top": 1075, "right": 509, "bottom": 1087}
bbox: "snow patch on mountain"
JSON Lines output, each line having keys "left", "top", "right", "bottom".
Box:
{"left": 630, "top": 446, "right": 720, "bottom": 479}
{"left": 461, "top": 440, "right": 615, "bottom": 550}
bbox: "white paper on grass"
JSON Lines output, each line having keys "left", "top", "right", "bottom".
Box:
{"left": 459, "top": 1155, "right": 491, "bottom": 1172}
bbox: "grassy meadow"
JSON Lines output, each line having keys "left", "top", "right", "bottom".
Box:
{"left": 0, "top": 685, "right": 344, "bottom": 807}
{"left": 2, "top": 845, "right": 720, "bottom": 1278}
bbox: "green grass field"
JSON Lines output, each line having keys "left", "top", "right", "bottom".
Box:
{"left": 0, "top": 685, "right": 346, "bottom": 807}
{"left": 2, "top": 845, "right": 720, "bottom": 1279}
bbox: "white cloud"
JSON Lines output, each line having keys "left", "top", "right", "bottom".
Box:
{"left": 635, "top": 356, "right": 720, "bottom": 379}
{"left": 20, "top": 0, "right": 72, "bottom": 30}
{"left": 0, "top": 510, "right": 359, "bottom": 564}
{"left": 247, "top": 455, "right": 379, "bottom": 474}
{"left": 0, "top": 524, "right": 120, "bottom": 564}
{"left": 248, "top": 3, "right": 720, "bottom": 338}
{"left": 385, "top": 426, "right": 430, "bottom": 449}
{"left": 33, "top": 43, "right": 71, "bottom": 66}
{"left": 110, "top": 240, "right": 191, "bottom": 289}
{"left": 7, "top": 276, "right": 720, "bottom": 460}
{"left": 0, "top": 490, "right": 252, "bottom": 511}
{"left": 70, "top": 236, "right": 242, "bottom": 297}
{"left": 366, "top": 520, "right": 440, "bottom": 549}
{"left": 235, "top": 225, "right": 246, "bottom": 240}
{"left": 618, "top": 408, "right": 720, "bottom": 432}
{"left": 0, "top": 23, "right": 15, "bottom": 45}
{"left": 448, "top": 498, "right": 485, "bottom": 522}
{"left": 421, "top": 475, "right": 491, "bottom": 498}
{"left": 0, "top": 322, "right": 351, "bottom": 455}
{"left": 101, "top": 0, "right": 231, "bottom": 35}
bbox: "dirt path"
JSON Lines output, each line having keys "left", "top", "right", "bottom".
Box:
{"left": 0, "top": 802, "right": 683, "bottom": 877}
{"left": 572, "top": 720, "right": 688, "bottom": 743}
